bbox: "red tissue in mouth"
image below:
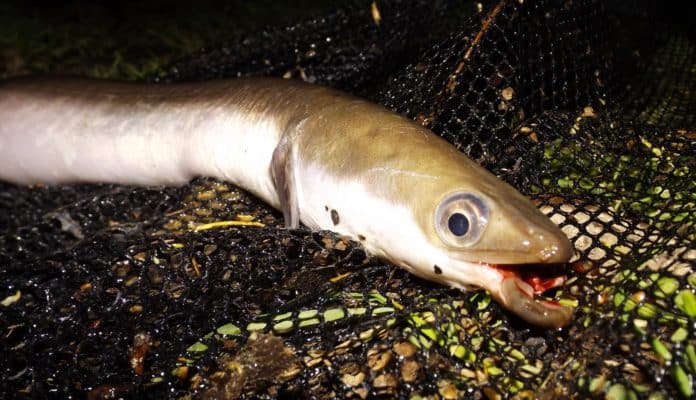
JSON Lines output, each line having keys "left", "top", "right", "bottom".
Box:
{"left": 491, "top": 263, "right": 568, "bottom": 295}
{"left": 489, "top": 263, "right": 573, "bottom": 329}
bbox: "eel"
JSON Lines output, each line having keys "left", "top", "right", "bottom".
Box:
{"left": 0, "top": 76, "right": 575, "bottom": 328}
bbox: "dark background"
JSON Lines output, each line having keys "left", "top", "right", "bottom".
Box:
{"left": 0, "top": 0, "right": 333, "bottom": 79}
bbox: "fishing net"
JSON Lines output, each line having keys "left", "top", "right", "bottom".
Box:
{"left": 1, "top": 0, "right": 694, "bottom": 398}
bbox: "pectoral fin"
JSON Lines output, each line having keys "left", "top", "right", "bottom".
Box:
{"left": 270, "top": 135, "right": 300, "bottom": 228}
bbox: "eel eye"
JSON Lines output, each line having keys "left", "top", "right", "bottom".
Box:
{"left": 435, "top": 192, "right": 489, "bottom": 247}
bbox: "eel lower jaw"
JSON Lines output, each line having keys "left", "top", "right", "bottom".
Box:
{"left": 488, "top": 264, "right": 574, "bottom": 329}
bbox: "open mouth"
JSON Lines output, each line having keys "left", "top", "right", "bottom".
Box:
{"left": 489, "top": 264, "right": 573, "bottom": 329}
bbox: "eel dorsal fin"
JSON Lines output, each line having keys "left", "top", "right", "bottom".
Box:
{"left": 270, "top": 131, "right": 300, "bottom": 229}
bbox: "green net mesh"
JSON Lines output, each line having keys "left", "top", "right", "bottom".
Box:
{"left": 1, "top": 0, "right": 694, "bottom": 398}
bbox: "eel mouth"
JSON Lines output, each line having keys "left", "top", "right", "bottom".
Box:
{"left": 489, "top": 264, "right": 573, "bottom": 329}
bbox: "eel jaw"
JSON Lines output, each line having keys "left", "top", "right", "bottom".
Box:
{"left": 488, "top": 265, "right": 573, "bottom": 329}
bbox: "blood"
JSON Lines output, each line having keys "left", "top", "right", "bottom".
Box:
{"left": 524, "top": 275, "right": 566, "bottom": 293}
{"left": 491, "top": 263, "right": 568, "bottom": 294}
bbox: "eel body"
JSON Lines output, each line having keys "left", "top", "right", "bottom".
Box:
{"left": 0, "top": 77, "right": 574, "bottom": 328}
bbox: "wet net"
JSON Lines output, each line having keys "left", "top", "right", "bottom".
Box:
{"left": 1, "top": 0, "right": 694, "bottom": 398}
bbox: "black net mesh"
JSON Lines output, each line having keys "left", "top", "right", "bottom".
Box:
{"left": 1, "top": 0, "right": 694, "bottom": 398}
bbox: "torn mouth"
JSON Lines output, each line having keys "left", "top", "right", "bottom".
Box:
{"left": 494, "top": 264, "right": 568, "bottom": 294}
{"left": 489, "top": 263, "right": 574, "bottom": 329}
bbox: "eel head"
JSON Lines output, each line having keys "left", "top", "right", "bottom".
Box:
{"left": 376, "top": 170, "right": 576, "bottom": 329}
